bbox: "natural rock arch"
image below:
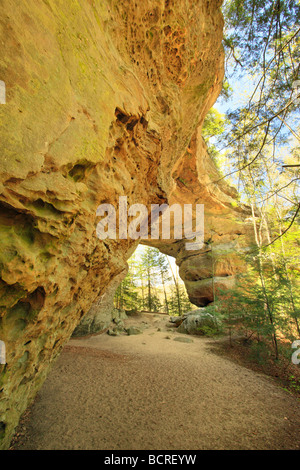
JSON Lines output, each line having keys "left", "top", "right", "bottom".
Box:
{"left": 0, "top": 0, "right": 253, "bottom": 449}
{"left": 75, "top": 128, "right": 253, "bottom": 337}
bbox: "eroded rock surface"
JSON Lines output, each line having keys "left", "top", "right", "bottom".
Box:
{"left": 0, "top": 0, "right": 250, "bottom": 449}
{"left": 144, "top": 129, "right": 252, "bottom": 305}
{"left": 72, "top": 270, "right": 127, "bottom": 337}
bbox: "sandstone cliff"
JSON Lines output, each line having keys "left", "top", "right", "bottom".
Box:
{"left": 0, "top": 0, "right": 251, "bottom": 449}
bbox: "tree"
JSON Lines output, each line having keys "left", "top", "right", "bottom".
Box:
{"left": 167, "top": 257, "right": 182, "bottom": 316}
{"left": 156, "top": 251, "right": 171, "bottom": 315}
{"left": 140, "top": 247, "right": 161, "bottom": 312}
{"left": 203, "top": 1, "right": 300, "bottom": 361}
{"left": 114, "top": 253, "right": 143, "bottom": 311}
{"left": 202, "top": 108, "right": 228, "bottom": 166}
{"left": 219, "top": 0, "right": 299, "bottom": 199}
{"left": 114, "top": 271, "right": 140, "bottom": 310}
{"left": 114, "top": 246, "right": 195, "bottom": 315}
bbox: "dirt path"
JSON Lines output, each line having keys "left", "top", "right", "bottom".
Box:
{"left": 11, "top": 313, "right": 300, "bottom": 450}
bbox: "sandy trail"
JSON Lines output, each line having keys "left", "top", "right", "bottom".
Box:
{"left": 12, "top": 313, "right": 300, "bottom": 450}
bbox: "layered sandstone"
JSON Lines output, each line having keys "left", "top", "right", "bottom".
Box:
{"left": 0, "top": 0, "right": 250, "bottom": 449}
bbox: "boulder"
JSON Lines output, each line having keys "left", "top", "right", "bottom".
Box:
{"left": 169, "top": 316, "right": 186, "bottom": 327}
{"left": 107, "top": 329, "right": 120, "bottom": 337}
{"left": 126, "top": 327, "right": 143, "bottom": 336}
{"left": 112, "top": 308, "right": 128, "bottom": 322}
{"left": 177, "top": 309, "right": 218, "bottom": 335}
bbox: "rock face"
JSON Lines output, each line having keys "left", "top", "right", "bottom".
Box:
{"left": 72, "top": 270, "right": 127, "bottom": 337}
{"left": 0, "top": 0, "right": 251, "bottom": 449}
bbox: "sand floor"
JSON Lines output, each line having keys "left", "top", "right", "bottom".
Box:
{"left": 11, "top": 313, "right": 300, "bottom": 450}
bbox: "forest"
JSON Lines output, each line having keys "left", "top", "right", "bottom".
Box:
{"left": 114, "top": 246, "right": 195, "bottom": 316}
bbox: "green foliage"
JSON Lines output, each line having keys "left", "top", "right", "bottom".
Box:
{"left": 213, "top": 0, "right": 300, "bottom": 197}
{"left": 216, "top": 236, "right": 300, "bottom": 361}
{"left": 202, "top": 108, "right": 227, "bottom": 139}
{"left": 167, "top": 283, "right": 193, "bottom": 316}
{"left": 288, "top": 375, "right": 300, "bottom": 393}
{"left": 114, "top": 270, "right": 142, "bottom": 311}
{"left": 114, "top": 246, "right": 194, "bottom": 315}
{"left": 200, "top": 0, "right": 300, "bottom": 366}
{"left": 202, "top": 108, "right": 228, "bottom": 167}
{"left": 197, "top": 324, "right": 221, "bottom": 337}
{"left": 223, "top": 0, "right": 300, "bottom": 70}
{"left": 248, "top": 341, "right": 271, "bottom": 365}
{"left": 220, "top": 78, "right": 233, "bottom": 101}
